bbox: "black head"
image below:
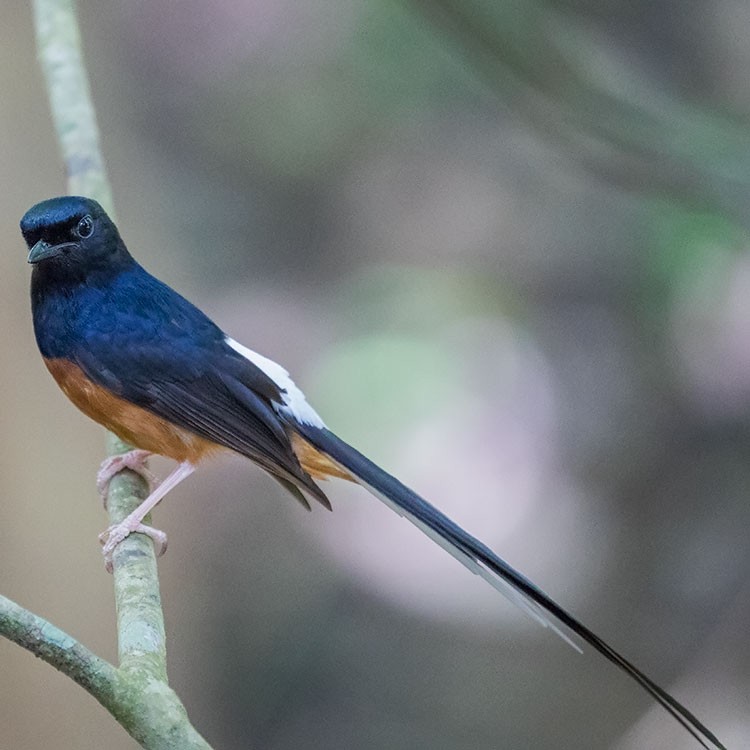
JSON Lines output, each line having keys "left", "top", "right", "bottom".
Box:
{"left": 20, "top": 196, "right": 132, "bottom": 279}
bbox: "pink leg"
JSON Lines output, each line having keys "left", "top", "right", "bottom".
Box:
{"left": 97, "top": 449, "right": 157, "bottom": 504}
{"left": 99, "top": 461, "right": 195, "bottom": 572}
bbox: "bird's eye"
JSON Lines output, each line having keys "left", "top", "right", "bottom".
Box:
{"left": 76, "top": 215, "right": 94, "bottom": 238}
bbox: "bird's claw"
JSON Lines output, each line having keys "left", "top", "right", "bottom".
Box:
{"left": 97, "top": 449, "right": 156, "bottom": 506}
{"left": 99, "top": 521, "right": 168, "bottom": 573}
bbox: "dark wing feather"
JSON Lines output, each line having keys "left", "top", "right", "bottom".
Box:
{"left": 67, "top": 266, "right": 329, "bottom": 505}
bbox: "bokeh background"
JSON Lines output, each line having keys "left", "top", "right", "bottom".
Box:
{"left": 1, "top": 1, "right": 749, "bottom": 748}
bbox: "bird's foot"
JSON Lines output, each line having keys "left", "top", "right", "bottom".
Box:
{"left": 97, "top": 460, "right": 194, "bottom": 572}
{"left": 97, "top": 449, "right": 156, "bottom": 505}
{"left": 99, "top": 521, "right": 168, "bottom": 573}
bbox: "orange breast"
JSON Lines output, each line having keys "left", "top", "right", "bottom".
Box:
{"left": 44, "top": 357, "right": 222, "bottom": 464}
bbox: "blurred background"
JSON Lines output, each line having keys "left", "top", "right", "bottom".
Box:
{"left": 1, "top": 1, "right": 749, "bottom": 747}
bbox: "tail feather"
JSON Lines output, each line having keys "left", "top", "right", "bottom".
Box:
{"left": 295, "top": 424, "right": 725, "bottom": 750}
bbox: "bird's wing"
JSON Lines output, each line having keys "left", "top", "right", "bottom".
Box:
{"left": 68, "top": 277, "right": 328, "bottom": 505}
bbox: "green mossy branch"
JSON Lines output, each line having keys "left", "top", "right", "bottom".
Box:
{"left": 0, "top": 2, "right": 212, "bottom": 747}
{"left": 33, "top": 0, "right": 114, "bottom": 210}
{"left": 0, "top": 593, "right": 118, "bottom": 702}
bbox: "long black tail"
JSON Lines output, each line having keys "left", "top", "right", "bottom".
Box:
{"left": 296, "top": 424, "right": 725, "bottom": 750}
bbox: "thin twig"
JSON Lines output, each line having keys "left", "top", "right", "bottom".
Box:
{"left": 0, "top": 593, "right": 118, "bottom": 706}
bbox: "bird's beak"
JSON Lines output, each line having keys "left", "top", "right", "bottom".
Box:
{"left": 27, "top": 240, "right": 76, "bottom": 264}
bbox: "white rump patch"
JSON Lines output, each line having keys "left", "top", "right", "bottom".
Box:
{"left": 226, "top": 337, "right": 325, "bottom": 428}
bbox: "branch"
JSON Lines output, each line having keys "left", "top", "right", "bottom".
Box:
{"left": 33, "top": 0, "right": 114, "bottom": 209}
{"left": 0, "top": 1, "right": 212, "bottom": 747}
{"left": 0, "top": 593, "right": 117, "bottom": 704}
{"left": 0, "top": 590, "right": 210, "bottom": 749}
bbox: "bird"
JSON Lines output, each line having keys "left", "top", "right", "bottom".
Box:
{"left": 21, "top": 195, "right": 724, "bottom": 750}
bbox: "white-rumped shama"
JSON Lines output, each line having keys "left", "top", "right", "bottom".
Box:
{"left": 21, "top": 196, "right": 724, "bottom": 749}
